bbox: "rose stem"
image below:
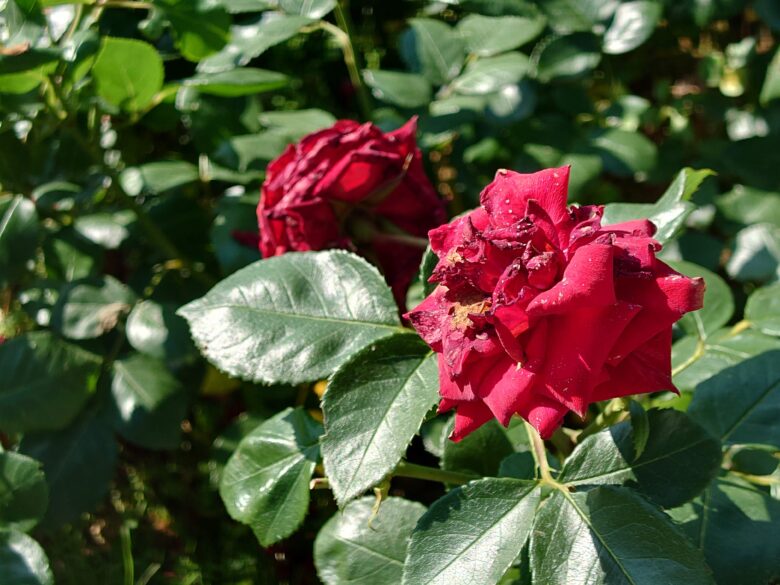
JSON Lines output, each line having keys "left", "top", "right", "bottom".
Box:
{"left": 327, "top": 2, "right": 373, "bottom": 121}
{"left": 392, "top": 461, "right": 479, "bottom": 485}
{"left": 525, "top": 422, "right": 556, "bottom": 484}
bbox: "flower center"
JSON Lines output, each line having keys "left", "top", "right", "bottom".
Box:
{"left": 450, "top": 298, "right": 492, "bottom": 331}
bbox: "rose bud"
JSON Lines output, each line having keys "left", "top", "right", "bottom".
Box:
{"left": 257, "top": 117, "right": 446, "bottom": 306}
{"left": 406, "top": 166, "right": 705, "bottom": 441}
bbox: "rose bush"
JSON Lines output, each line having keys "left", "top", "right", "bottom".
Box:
{"left": 2, "top": 1, "right": 780, "bottom": 584}
{"left": 258, "top": 118, "right": 445, "bottom": 302}
{"left": 408, "top": 166, "right": 704, "bottom": 439}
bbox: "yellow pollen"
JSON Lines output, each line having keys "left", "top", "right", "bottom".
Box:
{"left": 450, "top": 298, "right": 491, "bottom": 331}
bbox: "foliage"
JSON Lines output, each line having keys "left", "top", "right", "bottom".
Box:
{"left": 1, "top": 0, "right": 780, "bottom": 584}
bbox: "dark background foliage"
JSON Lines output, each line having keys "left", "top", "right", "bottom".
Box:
{"left": 1, "top": 0, "right": 780, "bottom": 583}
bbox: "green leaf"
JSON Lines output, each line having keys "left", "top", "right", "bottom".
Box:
{"left": 179, "top": 251, "right": 402, "bottom": 385}
{"left": 628, "top": 399, "right": 650, "bottom": 459}
{"left": 363, "top": 70, "right": 432, "bottom": 108}
{"left": 156, "top": 0, "right": 230, "bottom": 62}
{"left": 402, "top": 478, "right": 540, "bottom": 585}
{"left": 457, "top": 13, "right": 545, "bottom": 57}
{"left": 756, "top": 0, "right": 780, "bottom": 31}
{"left": 0, "top": 332, "right": 100, "bottom": 433}
{"left": 717, "top": 185, "right": 780, "bottom": 227}
{"left": 73, "top": 212, "right": 133, "bottom": 250}
{"left": 92, "top": 37, "right": 164, "bottom": 112}
{"left": 688, "top": 350, "right": 780, "bottom": 445}
{"left": 215, "top": 0, "right": 273, "bottom": 13}
{"left": 498, "top": 451, "right": 535, "bottom": 479}
{"left": 321, "top": 334, "right": 438, "bottom": 505}
{"left": 0, "top": 451, "right": 48, "bottom": 532}
{"left": 668, "top": 260, "right": 734, "bottom": 339}
{"left": 51, "top": 276, "right": 135, "bottom": 340}
{"left": 184, "top": 67, "right": 289, "bottom": 96}
{"left": 126, "top": 300, "right": 196, "bottom": 366}
{"left": 452, "top": 52, "right": 530, "bottom": 95}
{"left": 536, "top": 0, "right": 615, "bottom": 33}
{"left": 209, "top": 192, "right": 262, "bottom": 273}
{"left": 20, "top": 408, "right": 118, "bottom": 526}
{"left": 219, "top": 407, "right": 322, "bottom": 546}
{"left": 0, "top": 530, "right": 53, "bottom": 585}
{"left": 559, "top": 409, "right": 721, "bottom": 508}
{"left": 746, "top": 282, "right": 780, "bottom": 336}
{"left": 0, "top": 195, "right": 39, "bottom": 287}
{"left": 535, "top": 32, "right": 601, "bottom": 82}
{"left": 314, "top": 496, "right": 426, "bottom": 585}
{"left": 42, "top": 228, "right": 102, "bottom": 282}
{"left": 209, "top": 413, "right": 264, "bottom": 486}
{"left": 441, "top": 419, "right": 514, "bottom": 477}
{"left": 671, "top": 476, "right": 780, "bottom": 585}
{"left": 258, "top": 108, "right": 337, "bottom": 140}
{"left": 672, "top": 329, "right": 780, "bottom": 391}
{"left": 198, "top": 14, "right": 313, "bottom": 74}
{"left": 760, "top": 47, "right": 780, "bottom": 105}
{"left": 725, "top": 223, "right": 780, "bottom": 282}
{"left": 110, "top": 354, "right": 188, "bottom": 451}
{"left": 119, "top": 161, "right": 199, "bottom": 196}
{"left": 404, "top": 18, "right": 465, "bottom": 85}
{"left": 0, "top": 48, "right": 59, "bottom": 94}
{"left": 590, "top": 127, "right": 659, "bottom": 178}
{"left": 530, "top": 486, "right": 714, "bottom": 585}
{"left": 603, "top": 167, "right": 713, "bottom": 240}
{"left": 602, "top": 1, "right": 662, "bottom": 55}
{"left": 418, "top": 246, "right": 438, "bottom": 297}
{"left": 279, "top": 0, "right": 335, "bottom": 18}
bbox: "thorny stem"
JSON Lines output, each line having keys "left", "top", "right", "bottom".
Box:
{"left": 525, "top": 422, "right": 556, "bottom": 485}
{"left": 392, "top": 461, "right": 478, "bottom": 485}
{"left": 324, "top": 2, "right": 373, "bottom": 121}
{"left": 371, "top": 232, "right": 430, "bottom": 250}
{"left": 120, "top": 521, "right": 135, "bottom": 585}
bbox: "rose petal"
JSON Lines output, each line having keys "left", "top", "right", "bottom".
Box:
{"left": 481, "top": 166, "right": 571, "bottom": 228}
{"left": 592, "top": 329, "right": 676, "bottom": 402}
{"left": 450, "top": 400, "right": 495, "bottom": 442}
{"left": 535, "top": 301, "right": 640, "bottom": 416}
{"left": 522, "top": 400, "right": 569, "bottom": 439}
{"left": 526, "top": 243, "right": 616, "bottom": 317}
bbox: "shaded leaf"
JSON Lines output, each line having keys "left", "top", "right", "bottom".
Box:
{"left": 51, "top": 276, "right": 135, "bottom": 340}
{"left": 20, "top": 408, "right": 118, "bottom": 526}
{"left": 688, "top": 350, "right": 780, "bottom": 445}
{"left": 0, "top": 451, "right": 48, "bottom": 532}
{"left": 321, "top": 334, "right": 438, "bottom": 505}
{"left": 0, "top": 530, "right": 53, "bottom": 585}
{"left": 92, "top": 37, "right": 164, "bottom": 111}
{"left": 559, "top": 409, "right": 722, "bottom": 508}
{"left": 363, "top": 70, "right": 432, "bottom": 108}
{"left": 219, "top": 407, "right": 322, "bottom": 546}
{"left": 457, "top": 13, "right": 545, "bottom": 57}
{"left": 110, "top": 354, "right": 188, "bottom": 451}
{"left": 0, "top": 332, "right": 100, "bottom": 433}
{"left": 314, "top": 497, "right": 426, "bottom": 585}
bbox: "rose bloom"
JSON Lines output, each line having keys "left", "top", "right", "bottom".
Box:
{"left": 406, "top": 166, "right": 704, "bottom": 440}
{"left": 257, "top": 117, "right": 445, "bottom": 304}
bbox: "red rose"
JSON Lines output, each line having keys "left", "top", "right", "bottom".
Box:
{"left": 406, "top": 166, "right": 705, "bottom": 441}
{"left": 257, "top": 117, "right": 446, "bottom": 304}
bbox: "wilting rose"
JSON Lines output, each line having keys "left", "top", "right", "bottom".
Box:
{"left": 257, "top": 118, "right": 445, "bottom": 303}
{"left": 406, "top": 166, "right": 704, "bottom": 440}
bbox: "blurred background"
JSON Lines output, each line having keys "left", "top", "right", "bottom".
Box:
{"left": 1, "top": 0, "right": 780, "bottom": 583}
